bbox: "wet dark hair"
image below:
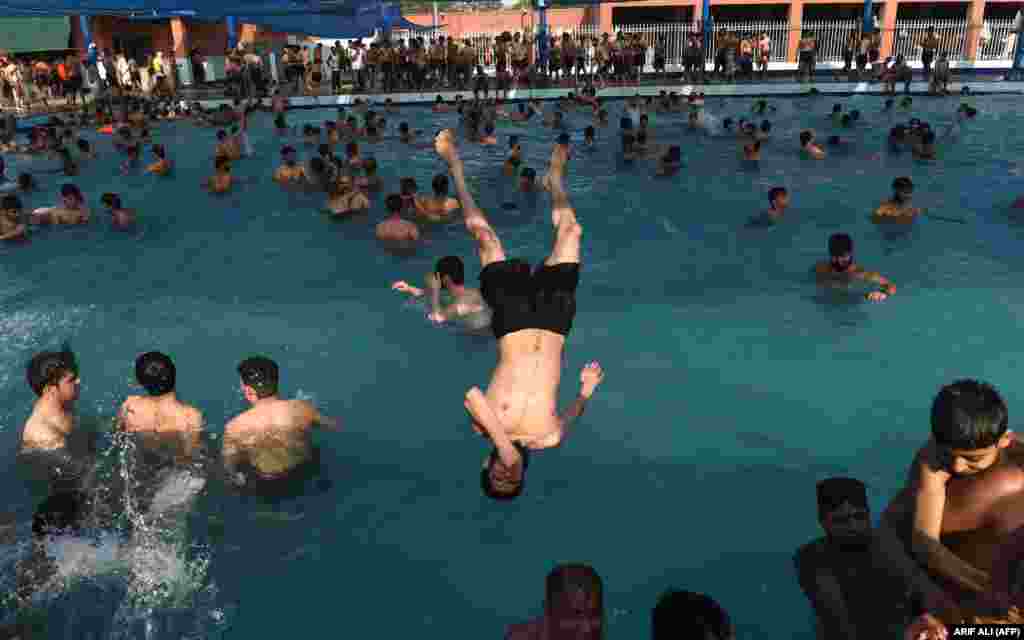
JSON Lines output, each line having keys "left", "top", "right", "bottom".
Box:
{"left": 101, "top": 192, "right": 122, "bottom": 209}
{"left": 768, "top": 187, "right": 787, "bottom": 206}
{"left": 309, "top": 157, "right": 325, "bottom": 174}
{"left": 432, "top": 173, "right": 449, "bottom": 196}
{"left": 59, "top": 184, "right": 82, "bottom": 202}
{"left": 32, "top": 491, "right": 84, "bottom": 538}
{"left": 828, "top": 233, "right": 853, "bottom": 257}
{"left": 318, "top": 143, "right": 330, "bottom": 157}
{"left": 584, "top": 126, "right": 595, "bottom": 138}
{"left": 26, "top": 343, "right": 78, "bottom": 397}
{"left": 399, "top": 122, "right": 409, "bottom": 133}
{"left": 817, "top": 477, "right": 868, "bottom": 520}
{"left": 931, "top": 380, "right": 1008, "bottom": 450}
{"left": 799, "top": 130, "right": 813, "bottom": 146}
{"left": 435, "top": 255, "right": 465, "bottom": 285}
{"left": 761, "top": 120, "right": 771, "bottom": 133}
{"left": 509, "top": 135, "right": 520, "bottom": 148}
{"left": 135, "top": 351, "right": 176, "bottom": 395}
{"left": 652, "top": 590, "right": 733, "bottom": 640}
{"left": 480, "top": 443, "right": 530, "bottom": 500}
{"left": 2, "top": 194, "right": 22, "bottom": 210}
{"left": 17, "top": 173, "right": 34, "bottom": 190}
{"left": 892, "top": 176, "right": 913, "bottom": 193}
{"left": 385, "top": 193, "right": 403, "bottom": 213}
{"left": 366, "top": 125, "right": 377, "bottom": 137}
{"left": 237, "top": 356, "right": 279, "bottom": 399}
{"left": 400, "top": 177, "right": 417, "bottom": 195}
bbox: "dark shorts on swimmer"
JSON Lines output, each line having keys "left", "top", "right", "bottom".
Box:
{"left": 480, "top": 259, "right": 580, "bottom": 340}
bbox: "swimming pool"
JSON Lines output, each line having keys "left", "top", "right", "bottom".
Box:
{"left": 2, "top": 92, "right": 1024, "bottom": 639}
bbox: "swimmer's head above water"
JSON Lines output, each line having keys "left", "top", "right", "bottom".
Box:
{"left": 768, "top": 186, "right": 788, "bottom": 211}
{"left": 816, "top": 477, "right": 871, "bottom": 551}
{"left": 135, "top": 351, "right": 176, "bottom": 396}
{"left": 432, "top": 173, "right": 449, "bottom": 197}
{"left": 435, "top": 255, "right": 464, "bottom": 290}
{"left": 26, "top": 342, "right": 79, "bottom": 399}
{"left": 891, "top": 176, "right": 913, "bottom": 203}
{"left": 237, "top": 356, "right": 279, "bottom": 401}
{"left": 930, "top": 380, "right": 1011, "bottom": 475}
{"left": 827, "top": 233, "right": 854, "bottom": 272}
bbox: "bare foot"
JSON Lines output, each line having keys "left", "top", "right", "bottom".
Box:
{"left": 434, "top": 129, "right": 459, "bottom": 164}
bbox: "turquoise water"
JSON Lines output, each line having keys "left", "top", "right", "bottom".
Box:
{"left": 2, "top": 94, "right": 1024, "bottom": 638}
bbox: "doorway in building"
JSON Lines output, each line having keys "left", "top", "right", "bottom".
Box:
{"left": 113, "top": 35, "right": 153, "bottom": 63}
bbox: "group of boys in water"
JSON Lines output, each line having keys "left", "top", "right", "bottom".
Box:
{"left": 3, "top": 80, "right": 1021, "bottom": 638}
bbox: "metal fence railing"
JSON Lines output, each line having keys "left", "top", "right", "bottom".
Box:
{"left": 388, "top": 16, "right": 1015, "bottom": 74}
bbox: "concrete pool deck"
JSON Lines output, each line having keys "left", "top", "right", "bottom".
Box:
{"left": 196, "top": 79, "right": 1024, "bottom": 109}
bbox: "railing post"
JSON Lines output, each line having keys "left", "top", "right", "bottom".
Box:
{"left": 964, "top": 0, "right": 985, "bottom": 64}
{"left": 879, "top": 0, "right": 898, "bottom": 59}
{"left": 787, "top": 0, "right": 803, "bottom": 63}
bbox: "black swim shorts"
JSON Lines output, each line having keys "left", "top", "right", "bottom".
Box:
{"left": 480, "top": 259, "right": 580, "bottom": 340}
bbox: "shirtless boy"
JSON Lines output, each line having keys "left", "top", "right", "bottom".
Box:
{"left": 392, "top": 255, "right": 491, "bottom": 330}
{"left": 413, "top": 174, "right": 460, "bottom": 223}
{"left": 814, "top": 233, "right": 896, "bottom": 302}
{"left": 433, "top": 129, "right": 605, "bottom": 500}
{"left": 100, "top": 193, "right": 137, "bottom": 230}
{"left": 795, "top": 477, "right": 952, "bottom": 639}
{"left": 222, "top": 357, "right": 339, "bottom": 486}
{"left": 873, "top": 176, "right": 922, "bottom": 223}
{"left": 118, "top": 352, "right": 203, "bottom": 465}
{"left": 22, "top": 345, "right": 81, "bottom": 454}
{"left": 31, "top": 184, "right": 90, "bottom": 225}
{"left": 882, "top": 380, "right": 1024, "bottom": 601}
{"left": 0, "top": 194, "right": 27, "bottom": 241}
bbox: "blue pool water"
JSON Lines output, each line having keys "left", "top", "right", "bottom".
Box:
{"left": 2, "top": 93, "right": 1024, "bottom": 638}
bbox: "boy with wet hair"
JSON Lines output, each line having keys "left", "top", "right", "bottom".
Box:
{"left": 814, "top": 233, "right": 897, "bottom": 301}
{"left": 0, "top": 194, "right": 26, "bottom": 242}
{"left": 223, "top": 356, "right": 339, "bottom": 486}
{"left": 100, "top": 193, "right": 137, "bottom": 230}
{"left": 882, "top": 380, "right": 1024, "bottom": 601}
{"left": 391, "top": 255, "right": 491, "bottom": 329}
{"left": 22, "top": 344, "right": 81, "bottom": 453}
{"left": 118, "top": 351, "right": 203, "bottom": 464}
{"left": 795, "top": 477, "right": 952, "bottom": 639}
{"left": 375, "top": 193, "right": 420, "bottom": 251}
{"left": 873, "top": 176, "right": 922, "bottom": 222}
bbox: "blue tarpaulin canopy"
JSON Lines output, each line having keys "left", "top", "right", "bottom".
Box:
{"left": 0, "top": 1, "right": 357, "bottom": 18}
{"left": 236, "top": 4, "right": 434, "bottom": 38}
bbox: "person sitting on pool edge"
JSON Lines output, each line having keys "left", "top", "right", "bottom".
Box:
{"left": 414, "top": 174, "right": 460, "bottom": 224}
{"left": 222, "top": 356, "right": 340, "bottom": 488}
{"left": 881, "top": 380, "right": 1024, "bottom": 604}
{"left": 874, "top": 176, "right": 922, "bottom": 223}
{"left": 100, "top": 193, "right": 137, "bottom": 231}
{"left": 273, "top": 146, "right": 307, "bottom": 185}
{"left": 145, "top": 144, "right": 172, "bottom": 176}
{"left": 746, "top": 186, "right": 789, "bottom": 228}
{"left": 433, "top": 130, "right": 605, "bottom": 500}
{"left": 203, "top": 156, "right": 233, "bottom": 194}
{"left": 391, "top": 255, "right": 491, "bottom": 330}
{"left": 815, "top": 233, "right": 896, "bottom": 302}
{"left": 118, "top": 351, "right": 203, "bottom": 466}
{"left": 794, "top": 477, "right": 955, "bottom": 640}
{"left": 376, "top": 193, "right": 420, "bottom": 254}
{"left": 800, "top": 130, "right": 826, "bottom": 159}
{"left": 0, "top": 194, "right": 27, "bottom": 242}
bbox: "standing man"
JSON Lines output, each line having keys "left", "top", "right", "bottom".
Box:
{"left": 433, "top": 130, "right": 605, "bottom": 500}
{"left": 329, "top": 40, "right": 343, "bottom": 93}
